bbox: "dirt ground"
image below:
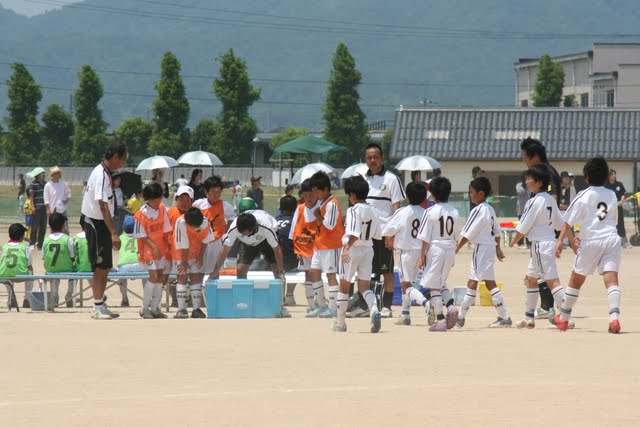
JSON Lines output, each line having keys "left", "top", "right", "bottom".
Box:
{"left": 1, "top": 242, "right": 639, "bottom": 426}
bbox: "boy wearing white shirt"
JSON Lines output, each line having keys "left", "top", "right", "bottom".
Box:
{"left": 455, "top": 177, "right": 511, "bottom": 328}
{"left": 509, "top": 164, "right": 567, "bottom": 329}
{"left": 555, "top": 157, "right": 622, "bottom": 333}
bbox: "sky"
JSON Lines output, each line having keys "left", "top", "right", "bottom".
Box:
{"left": 0, "top": 0, "right": 81, "bottom": 16}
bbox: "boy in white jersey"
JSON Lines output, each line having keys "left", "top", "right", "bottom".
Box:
{"left": 381, "top": 181, "right": 427, "bottom": 326}
{"left": 417, "top": 177, "right": 460, "bottom": 331}
{"left": 509, "top": 164, "right": 567, "bottom": 329}
{"left": 455, "top": 177, "right": 512, "bottom": 328}
{"left": 555, "top": 157, "right": 622, "bottom": 333}
{"left": 335, "top": 176, "right": 382, "bottom": 333}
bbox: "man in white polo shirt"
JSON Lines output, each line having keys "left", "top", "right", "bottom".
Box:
{"left": 349, "top": 143, "right": 405, "bottom": 318}
{"left": 81, "top": 143, "right": 127, "bottom": 320}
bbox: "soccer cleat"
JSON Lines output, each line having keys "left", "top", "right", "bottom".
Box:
{"left": 427, "top": 304, "right": 436, "bottom": 326}
{"left": 102, "top": 303, "right": 120, "bottom": 318}
{"left": 139, "top": 309, "right": 154, "bottom": 319}
{"left": 608, "top": 320, "right": 621, "bottom": 334}
{"left": 318, "top": 307, "right": 336, "bottom": 318}
{"left": 445, "top": 306, "right": 459, "bottom": 330}
{"left": 174, "top": 308, "right": 189, "bottom": 319}
{"left": 516, "top": 317, "right": 535, "bottom": 329}
{"left": 332, "top": 321, "right": 347, "bottom": 333}
{"left": 380, "top": 307, "right": 393, "bottom": 318}
{"left": 306, "top": 307, "right": 324, "bottom": 318}
{"left": 488, "top": 317, "right": 512, "bottom": 328}
{"left": 534, "top": 307, "right": 550, "bottom": 319}
{"left": 150, "top": 309, "right": 168, "bottom": 319}
{"left": 283, "top": 295, "right": 296, "bottom": 307}
{"left": 428, "top": 319, "right": 447, "bottom": 332}
{"left": 370, "top": 311, "right": 382, "bottom": 333}
{"left": 456, "top": 317, "right": 466, "bottom": 328}
{"left": 548, "top": 307, "right": 556, "bottom": 323}
{"left": 395, "top": 314, "right": 411, "bottom": 326}
{"left": 554, "top": 314, "right": 569, "bottom": 331}
{"left": 91, "top": 305, "right": 113, "bottom": 320}
{"left": 191, "top": 308, "right": 206, "bottom": 318}
{"left": 346, "top": 307, "right": 369, "bottom": 318}
{"left": 277, "top": 307, "right": 292, "bottom": 318}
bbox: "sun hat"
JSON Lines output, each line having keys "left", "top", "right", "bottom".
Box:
{"left": 175, "top": 185, "right": 194, "bottom": 199}
{"left": 238, "top": 197, "right": 258, "bottom": 213}
{"left": 26, "top": 167, "right": 45, "bottom": 179}
{"left": 49, "top": 166, "right": 62, "bottom": 176}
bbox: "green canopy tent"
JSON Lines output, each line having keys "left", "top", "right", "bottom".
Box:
{"left": 272, "top": 135, "right": 349, "bottom": 155}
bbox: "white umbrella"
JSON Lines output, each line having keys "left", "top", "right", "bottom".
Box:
{"left": 290, "top": 162, "right": 334, "bottom": 185}
{"left": 177, "top": 150, "right": 223, "bottom": 166}
{"left": 340, "top": 163, "right": 368, "bottom": 179}
{"left": 135, "top": 155, "right": 179, "bottom": 171}
{"left": 395, "top": 155, "right": 442, "bottom": 171}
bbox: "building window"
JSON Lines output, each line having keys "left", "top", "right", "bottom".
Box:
{"left": 520, "top": 100, "right": 528, "bottom": 107}
{"left": 580, "top": 93, "right": 589, "bottom": 107}
{"left": 424, "top": 130, "right": 449, "bottom": 139}
{"left": 606, "top": 90, "right": 614, "bottom": 107}
{"left": 494, "top": 130, "right": 540, "bottom": 140}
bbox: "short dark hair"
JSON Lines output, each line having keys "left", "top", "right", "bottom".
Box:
{"left": 190, "top": 169, "right": 202, "bottom": 182}
{"left": 406, "top": 181, "right": 426, "bottom": 205}
{"left": 583, "top": 157, "right": 609, "bottom": 186}
{"left": 524, "top": 164, "right": 551, "bottom": 189}
{"left": 310, "top": 171, "right": 331, "bottom": 192}
{"left": 184, "top": 207, "right": 204, "bottom": 228}
{"left": 432, "top": 168, "right": 442, "bottom": 177}
{"left": 300, "top": 178, "right": 313, "bottom": 193}
{"left": 470, "top": 177, "right": 492, "bottom": 197}
{"left": 104, "top": 143, "right": 127, "bottom": 160}
{"left": 410, "top": 170, "right": 421, "bottom": 181}
{"left": 285, "top": 184, "right": 295, "bottom": 194}
{"left": 279, "top": 195, "right": 297, "bottom": 214}
{"left": 142, "top": 182, "right": 164, "bottom": 200}
{"left": 343, "top": 175, "right": 369, "bottom": 200}
{"left": 236, "top": 213, "right": 258, "bottom": 234}
{"left": 364, "top": 143, "right": 383, "bottom": 157}
{"left": 203, "top": 175, "right": 223, "bottom": 191}
{"left": 520, "top": 137, "right": 548, "bottom": 162}
{"left": 48, "top": 212, "right": 66, "bottom": 231}
{"left": 9, "top": 223, "right": 27, "bottom": 241}
{"left": 429, "top": 176, "right": 452, "bottom": 202}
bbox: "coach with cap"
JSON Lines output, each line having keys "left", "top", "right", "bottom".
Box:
{"left": 44, "top": 166, "right": 72, "bottom": 232}
{"left": 247, "top": 176, "right": 264, "bottom": 210}
{"left": 27, "top": 166, "right": 47, "bottom": 251}
{"left": 81, "top": 143, "right": 127, "bottom": 320}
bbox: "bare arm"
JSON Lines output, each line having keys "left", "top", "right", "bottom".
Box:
{"left": 99, "top": 200, "right": 120, "bottom": 250}
{"left": 455, "top": 236, "right": 469, "bottom": 254}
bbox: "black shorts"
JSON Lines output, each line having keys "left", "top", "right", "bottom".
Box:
{"left": 372, "top": 238, "right": 394, "bottom": 274}
{"left": 84, "top": 217, "right": 113, "bottom": 271}
{"left": 237, "top": 240, "right": 276, "bottom": 266}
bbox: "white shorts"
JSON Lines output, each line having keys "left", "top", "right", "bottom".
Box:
{"left": 172, "top": 259, "right": 206, "bottom": 275}
{"left": 421, "top": 245, "right": 455, "bottom": 290}
{"left": 527, "top": 241, "right": 559, "bottom": 281}
{"left": 573, "top": 235, "right": 621, "bottom": 276}
{"left": 469, "top": 243, "right": 495, "bottom": 282}
{"left": 310, "top": 248, "right": 340, "bottom": 274}
{"left": 398, "top": 249, "right": 421, "bottom": 283}
{"left": 204, "top": 239, "right": 223, "bottom": 274}
{"left": 143, "top": 257, "right": 171, "bottom": 274}
{"left": 297, "top": 256, "right": 312, "bottom": 271}
{"left": 338, "top": 246, "right": 373, "bottom": 283}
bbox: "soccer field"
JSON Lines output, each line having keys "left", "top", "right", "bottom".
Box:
{"left": 1, "top": 243, "right": 638, "bottom": 426}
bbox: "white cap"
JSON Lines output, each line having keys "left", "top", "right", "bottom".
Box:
{"left": 175, "top": 185, "right": 194, "bottom": 199}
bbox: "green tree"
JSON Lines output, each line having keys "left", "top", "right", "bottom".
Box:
{"left": 212, "top": 48, "right": 261, "bottom": 164}
{"left": 269, "top": 127, "right": 310, "bottom": 166}
{"left": 73, "top": 65, "right": 108, "bottom": 165}
{"left": 563, "top": 94, "right": 577, "bottom": 107}
{"left": 40, "top": 104, "right": 74, "bottom": 164}
{"left": 2, "top": 62, "right": 42, "bottom": 164}
{"left": 533, "top": 54, "right": 565, "bottom": 107}
{"left": 149, "top": 52, "right": 190, "bottom": 157}
{"left": 114, "top": 117, "right": 153, "bottom": 163}
{"left": 191, "top": 118, "right": 217, "bottom": 151}
{"left": 323, "top": 43, "right": 368, "bottom": 161}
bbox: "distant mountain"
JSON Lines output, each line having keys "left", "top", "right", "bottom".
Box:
{"left": 1, "top": 0, "right": 639, "bottom": 131}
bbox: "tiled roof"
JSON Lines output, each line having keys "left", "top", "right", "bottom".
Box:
{"left": 390, "top": 108, "right": 640, "bottom": 161}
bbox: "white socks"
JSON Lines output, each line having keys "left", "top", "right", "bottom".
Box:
{"left": 150, "top": 282, "right": 164, "bottom": 311}
{"left": 430, "top": 290, "right": 443, "bottom": 317}
{"left": 525, "top": 288, "right": 539, "bottom": 318}
{"left": 143, "top": 281, "right": 155, "bottom": 310}
{"left": 459, "top": 288, "right": 477, "bottom": 319}
{"left": 406, "top": 287, "right": 427, "bottom": 307}
{"left": 176, "top": 283, "right": 188, "bottom": 310}
{"left": 607, "top": 285, "right": 621, "bottom": 321}
{"left": 328, "top": 285, "right": 338, "bottom": 310}
{"left": 551, "top": 286, "right": 565, "bottom": 311}
{"left": 337, "top": 292, "right": 349, "bottom": 326}
{"left": 401, "top": 293, "right": 411, "bottom": 316}
{"left": 304, "top": 281, "right": 316, "bottom": 310}
{"left": 191, "top": 283, "right": 203, "bottom": 310}
{"left": 560, "top": 287, "right": 580, "bottom": 321}
{"left": 362, "top": 290, "right": 379, "bottom": 313}
{"left": 490, "top": 287, "right": 509, "bottom": 320}
{"left": 312, "top": 281, "right": 326, "bottom": 308}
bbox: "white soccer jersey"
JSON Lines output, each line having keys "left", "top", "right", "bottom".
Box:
{"left": 288, "top": 202, "right": 319, "bottom": 240}
{"left": 132, "top": 203, "right": 172, "bottom": 238}
{"left": 365, "top": 167, "right": 405, "bottom": 221}
{"left": 460, "top": 202, "right": 499, "bottom": 245}
{"left": 319, "top": 198, "right": 340, "bottom": 230}
{"left": 343, "top": 203, "right": 381, "bottom": 247}
{"left": 223, "top": 209, "right": 279, "bottom": 248}
{"left": 174, "top": 217, "right": 214, "bottom": 250}
{"left": 81, "top": 162, "right": 114, "bottom": 220}
{"left": 516, "top": 192, "right": 563, "bottom": 242}
{"left": 418, "top": 203, "right": 460, "bottom": 248}
{"left": 382, "top": 204, "right": 425, "bottom": 250}
{"left": 563, "top": 186, "right": 618, "bottom": 240}
{"left": 192, "top": 198, "right": 236, "bottom": 222}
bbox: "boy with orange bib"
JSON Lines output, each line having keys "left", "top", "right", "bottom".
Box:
{"left": 167, "top": 185, "right": 194, "bottom": 307}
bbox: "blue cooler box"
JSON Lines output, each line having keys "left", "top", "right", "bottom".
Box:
{"left": 204, "top": 279, "right": 282, "bottom": 318}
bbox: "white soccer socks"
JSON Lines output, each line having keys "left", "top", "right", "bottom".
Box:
{"left": 362, "top": 290, "right": 378, "bottom": 313}
{"left": 328, "top": 285, "right": 338, "bottom": 311}
{"left": 525, "top": 288, "right": 539, "bottom": 318}
{"left": 176, "top": 283, "right": 188, "bottom": 310}
{"left": 459, "top": 288, "right": 477, "bottom": 319}
{"left": 607, "top": 285, "right": 621, "bottom": 321}
{"left": 337, "top": 292, "right": 349, "bottom": 326}
{"left": 559, "top": 287, "right": 580, "bottom": 322}
{"left": 490, "top": 287, "right": 509, "bottom": 320}
{"left": 191, "top": 283, "right": 203, "bottom": 310}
